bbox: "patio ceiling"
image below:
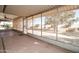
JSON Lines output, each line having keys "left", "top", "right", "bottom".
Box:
{"left": 0, "top": 5, "right": 61, "bottom": 16}
{"left": 0, "top": 5, "right": 61, "bottom": 20}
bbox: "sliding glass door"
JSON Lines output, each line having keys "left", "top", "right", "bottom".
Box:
{"left": 26, "top": 6, "right": 79, "bottom": 47}
{"left": 57, "top": 9, "right": 79, "bottom": 46}
{"left": 33, "top": 14, "right": 41, "bottom": 36}
{"left": 23, "top": 19, "right": 27, "bottom": 34}
{"left": 0, "top": 20, "right": 13, "bottom": 30}
{"left": 42, "top": 10, "right": 57, "bottom": 40}
{"left": 27, "top": 17, "right": 33, "bottom": 34}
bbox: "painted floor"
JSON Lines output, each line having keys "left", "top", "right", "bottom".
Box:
{"left": 0, "top": 30, "right": 71, "bottom": 53}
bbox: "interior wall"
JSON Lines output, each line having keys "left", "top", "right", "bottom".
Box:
{"left": 13, "top": 17, "right": 23, "bottom": 32}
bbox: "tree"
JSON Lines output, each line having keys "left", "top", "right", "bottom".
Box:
{"left": 3, "top": 24, "right": 10, "bottom": 29}
{"left": 58, "top": 11, "right": 75, "bottom": 28}
{"left": 33, "top": 24, "right": 39, "bottom": 29}
{"left": 44, "top": 16, "right": 56, "bottom": 32}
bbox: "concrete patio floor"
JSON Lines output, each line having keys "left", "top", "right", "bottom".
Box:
{"left": 0, "top": 30, "right": 71, "bottom": 53}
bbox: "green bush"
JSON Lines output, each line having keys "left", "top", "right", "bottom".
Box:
{"left": 3, "top": 24, "right": 10, "bottom": 29}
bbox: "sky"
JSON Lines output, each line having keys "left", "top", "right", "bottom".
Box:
{"left": 74, "top": 9, "right": 79, "bottom": 18}
{"left": 33, "top": 16, "right": 47, "bottom": 25}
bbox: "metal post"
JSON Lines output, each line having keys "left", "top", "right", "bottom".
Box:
{"left": 41, "top": 13, "right": 42, "bottom": 37}
{"left": 56, "top": 8, "right": 59, "bottom": 41}
{"left": 32, "top": 16, "right": 33, "bottom": 34}
{"left": 22, "top": 17, "right": 24, "bottom": 33}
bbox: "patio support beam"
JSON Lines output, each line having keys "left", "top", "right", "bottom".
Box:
{"left": 41, "top": 13, "right": 42, "bottom": 37}
{"left": 32, "top": 16, "right": 33, "bottom": 34}
{"left": 3, "top": 5, "right": 7, "bottom": 13}
{"left": 23, "top": 17, "right": 24, "bottom": 33}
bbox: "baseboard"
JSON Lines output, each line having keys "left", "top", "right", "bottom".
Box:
{"left": 12, "top": 29, "right": 23, "bottom": 33}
